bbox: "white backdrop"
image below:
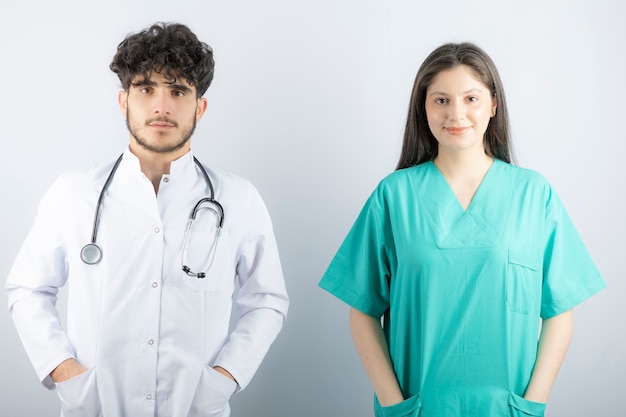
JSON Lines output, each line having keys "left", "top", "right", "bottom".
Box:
{"left": 1, "top": 1, "right": 624, "bottom": 416}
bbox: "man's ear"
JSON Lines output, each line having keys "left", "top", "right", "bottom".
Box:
{"left": 195, "top": 97, "right": 208, "bottom": 122}
{"left": 118, "top": 90, "right": 129, "bottom": 118}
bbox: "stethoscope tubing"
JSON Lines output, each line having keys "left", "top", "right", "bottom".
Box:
{"left": 81, "top": 154, "right": 223, "bottom": 274}
{"left": 90, "top": 154, "right": 124, "bottom": 245}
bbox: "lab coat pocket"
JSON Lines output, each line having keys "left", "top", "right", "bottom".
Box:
{"left": 181, "top": 230, "right": 235, "bottom": 292}
{"left": 508, "top": 392, "right": 546, "bottom": 416}
{"left": 506, "top": 250, "right": 541, "bottom": 314}
{"left": 189, "top": 365, "right": 238, "bottom": 416}
{"left": 375, "top": 393, "right": 422, "bottom": 417}
{"left": 55, "top": 367, "right": 102, "bottom": 417}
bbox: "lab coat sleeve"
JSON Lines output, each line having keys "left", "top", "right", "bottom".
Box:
{"left": 5, "top": 176, "right": 76, "bottom": 390}
{"left": 213, "top": 182, "right": 289, "bottom": 390}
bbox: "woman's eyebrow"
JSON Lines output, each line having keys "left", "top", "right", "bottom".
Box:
{"left": 428, "top": 88, "right": 484, "bottom": 96}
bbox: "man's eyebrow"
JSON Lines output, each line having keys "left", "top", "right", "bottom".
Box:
{"left": 130, "top": 78, "right": 193, "bottom": 94}
{"left": 131, "top": 78, "right": 157, "bottom": 87}
{"left": 167, "top": 83, "right": 193, "bottom": 93}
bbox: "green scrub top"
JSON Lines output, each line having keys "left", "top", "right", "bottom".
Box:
{"left": 319, "top": 160, "right": 605, "bottom": 417}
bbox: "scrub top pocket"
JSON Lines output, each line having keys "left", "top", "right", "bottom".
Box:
{"left": 181, "top": 230, "right": 235, "bottom": 292}
{"left": 506, "top": 250, "right": 541, "bottom": 314}
{"left": 56, "top": 367, "right": 103, "bottom": 417}
{"left": 375, "top": 393, "right": 422, "bottom": 417}
{"left": 508, "top": 392, "right": 546, "bottom": 417}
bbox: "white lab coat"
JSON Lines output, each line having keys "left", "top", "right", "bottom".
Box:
{"left": 6, "top": 149, "right": 289, "bottom": 417}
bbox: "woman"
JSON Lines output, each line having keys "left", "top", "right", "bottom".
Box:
{"left": 319, "top": 43, "right": 605, "bottom": 417}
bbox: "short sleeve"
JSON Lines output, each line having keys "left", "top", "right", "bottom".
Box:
{"left": 318, "top": 186, "right": 393, "bottom": 318}
{"left": 541, "top": 187, "right": 606, "bottom": 318}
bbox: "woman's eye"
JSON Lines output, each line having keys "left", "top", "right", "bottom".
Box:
{"left": 435, "top": 98, "right": 448, "bottom": 105}
{"left": 468, "top": 96, "right": 478, "bottom": 102}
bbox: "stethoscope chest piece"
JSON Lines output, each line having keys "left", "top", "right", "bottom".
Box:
{"left": 81, "top": 243, "right": 103, "bottom": 265}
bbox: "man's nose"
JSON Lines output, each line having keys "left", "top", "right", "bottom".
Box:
{"left": 152, "top": 90, "right": 172, "bottom": 115}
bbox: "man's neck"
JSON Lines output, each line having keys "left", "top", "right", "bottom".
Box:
{"left": 129, "top": 142, "right": 188, "bottom": 194}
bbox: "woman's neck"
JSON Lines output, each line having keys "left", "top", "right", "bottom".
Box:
{"left": 433, "top": 148, "right": 493, "bottom": 181}
{"left": 433, "top": 148, "right": 494, "bottom": 211}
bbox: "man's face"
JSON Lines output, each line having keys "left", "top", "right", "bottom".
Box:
{"left": 118, "top": 72, "right": 207, "bottom": 156}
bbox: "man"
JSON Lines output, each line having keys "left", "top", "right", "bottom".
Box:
{"left": 6, "top": 22, "right": 289, "bottom": 417}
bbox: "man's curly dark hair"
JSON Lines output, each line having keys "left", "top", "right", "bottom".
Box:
{"left": 110, "top": 22, "right": 214, "bottom": 97}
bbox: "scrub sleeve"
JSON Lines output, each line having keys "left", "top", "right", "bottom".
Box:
{"left": 320, "top": 188, "right": 392, "bottom": 319}
{"left": 540, "top": 188, "right": 605, "bottom": 318}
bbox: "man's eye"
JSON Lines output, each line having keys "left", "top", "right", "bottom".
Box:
{"left": 140, "top": 87, "right": 150, "bottom": 94}
{"left": 174, "top": 91, "right": 185, "bottom": 97}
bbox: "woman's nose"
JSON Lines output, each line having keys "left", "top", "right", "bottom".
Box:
{"left": 447, "top": 100, "right": 466, "bottom": 121}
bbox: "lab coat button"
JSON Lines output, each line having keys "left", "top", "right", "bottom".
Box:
{"left": 163, "top": 177, "right": 170, "bottom": 183}
{"left": 154, "top": 227, "right": 160, "bottom": 233}
{"left": 146, "top": 394, "right": 153, "bottom": 400}
{"left": 152, "top": 282, "right": 158, "bottom": 288}
{"left": 148, "top": 339, "right": 154, "bottom": 345}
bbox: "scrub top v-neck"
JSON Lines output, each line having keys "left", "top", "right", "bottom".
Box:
{"left": 319, "top": 159, "right": 605, "bottom": 417}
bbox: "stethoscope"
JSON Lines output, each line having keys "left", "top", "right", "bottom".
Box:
{"left": 80, "top": 154, "right": 224, "bottom": 279}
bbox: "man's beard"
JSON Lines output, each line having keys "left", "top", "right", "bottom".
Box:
{"left": 127, "top": 109, "right": 197, "bottom": 154}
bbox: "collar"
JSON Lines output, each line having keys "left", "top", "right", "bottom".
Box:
{"left": 117, "top": 147, "right": 200, "bottom": 192}
{"left": 168, "top": 150, "right": 195, "bottom": 179}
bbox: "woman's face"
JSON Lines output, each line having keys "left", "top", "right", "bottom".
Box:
{"left": 425, "top": 65, "right": 497, "bottom": 156}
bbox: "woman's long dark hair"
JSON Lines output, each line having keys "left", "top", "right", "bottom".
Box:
{"left": 396, "top": 42, "right": 514, "bottom": 170}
